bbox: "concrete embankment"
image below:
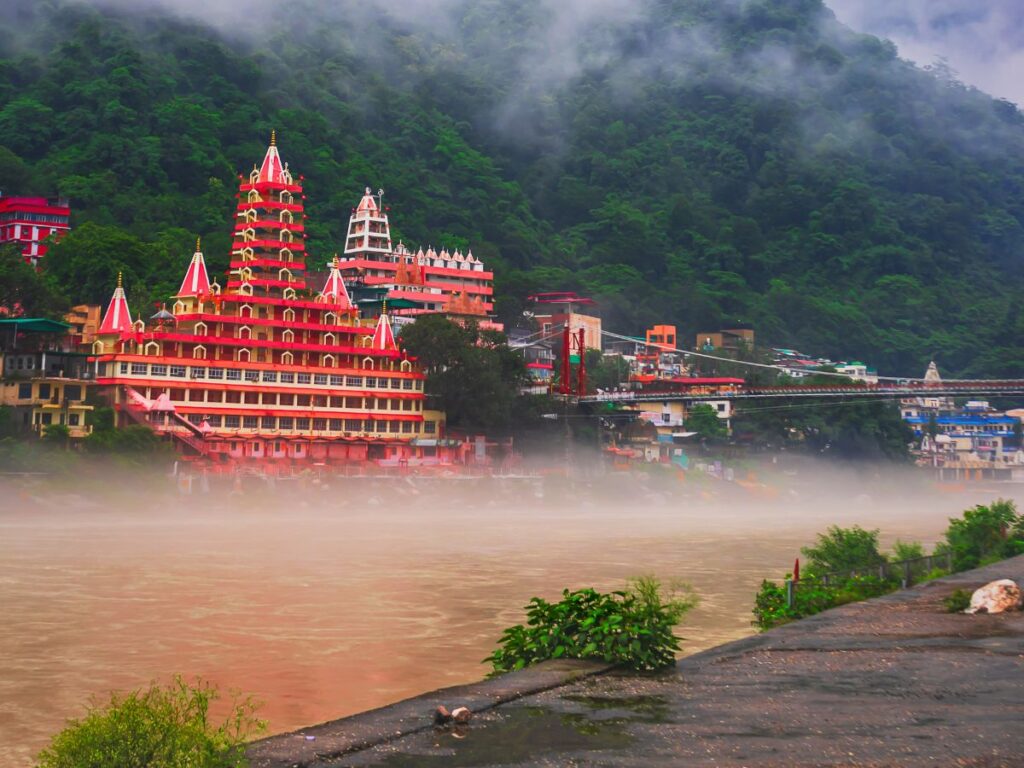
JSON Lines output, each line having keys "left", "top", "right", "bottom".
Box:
{"left": 248, "top": 555, "right": 1024, "bottom": 767}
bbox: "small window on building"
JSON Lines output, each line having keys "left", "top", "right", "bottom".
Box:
{"left": 297, "top": 373, "right": 311, "bottom": 384}
{"left": 243, "top": 416, "right": 258, "bottom": 429}
{"left": 280, "top": 372, "right": 295, "bottom": 384}
{"left": 38, "top": 383, "right": 51, "bottom": 399}
{"left": 190, "top": 367, "right": 206, "bottom": 379}
{"left": 224, "top": 415, "right": 240, "bottom": 428}
{"left": 314, "top": 374, "right": 328, "bottom": 385}
{"left": 245, "top": 370, "right": 259, "bottom": 383}
{"left": 208, "top": 367, "right": 224, "bottom": 380}
{"left": 312, "top": 418, "right": 327, "bottom": 431}
{"left": 348, "top": 376, "right": 363, "bottom": 388}
{"left": 296, "top": 418, "right": 311, "bottom": 431}
{"left": 68, "top": 414, "right": 80, "bottom": 426}
{"left": 330, "top": 375, "right": 344, "bottom": 387}
{"left": 262, "top": 371, "right": 278, "bottom": 383}
{"left": 262, "top": 416, "right": 277, "bottom": 430}
{"left": 169, "top": 365, "right": 186, "bottom": 378}
{"left": 329, "top": 419, "right": 342, "bottom": 431}
{"left": 226, "top": 369, "right": 242, "bottom": 381}
{"left": 151, "top": 364, "right": 168, "bottom": 376}
{"left": 18, "top": 383, "right": 32, "bottom": 399}
{"left": 423, "top": 421, "right": 437, "bottom": 434}
{"left": 278, "top": 417, "right": 294, "bottom": 430}
{"left": 41, "top": 413, "right": 53, "bottom": 425}
{"left": 131, "top": 363, "right": 148, "bottom": 375}
{"left": 65, "top": 385, "right": 82, "bottom": 401}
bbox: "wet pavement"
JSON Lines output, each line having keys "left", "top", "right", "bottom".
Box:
{"left": 249, "top": 555, "right": 1024, "bottom": 767}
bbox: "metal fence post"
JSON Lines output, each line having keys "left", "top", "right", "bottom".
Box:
{"left": 902, "top": 561, "right": 911, "bottom": 589}
{"left": 786, "top": 579, "right": 794, "bottom": 609}
{"left": 946, "top": 550, "right": 953, "bottom": 573}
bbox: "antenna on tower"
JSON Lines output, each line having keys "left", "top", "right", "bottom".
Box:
{"left": 377, "top": 188, "right": 385, "bottom": 210}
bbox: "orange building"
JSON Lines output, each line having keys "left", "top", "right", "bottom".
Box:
{"left": 88, "top": 136, "right": 456, "bottom": 470}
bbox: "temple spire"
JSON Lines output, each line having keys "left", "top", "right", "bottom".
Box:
{"left": 99, "top": 273, "right": 133, "bottom": 335}
{"left": 177, "top": 238, "right": 211, "bottom": 297}
{"left": 371, "top": 310, "right": 397, "bottom": 351}
{"left": 257, "top": 132, "right": 285, "bottom": 184}
{"left": 319, "top": 255, "right": 353, "bottom": 310}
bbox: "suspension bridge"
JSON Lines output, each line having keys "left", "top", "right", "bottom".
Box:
{"left": 509, "top": 325, "right": 1024, "bottom": 403}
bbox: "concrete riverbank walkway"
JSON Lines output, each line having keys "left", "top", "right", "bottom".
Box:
{"left": 248, "top": 555, "right": 1024, "bottom": 767}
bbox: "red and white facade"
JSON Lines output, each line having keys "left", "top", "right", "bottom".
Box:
{"left": 336, "top": 188, "right": 498, "bottom": 326}
{"left": 88, "top": 137, "right": 456, "bottom": 470}
{"left": 0, "top": 195, "right": 71, "bottom": 265}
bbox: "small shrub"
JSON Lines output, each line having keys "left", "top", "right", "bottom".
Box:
{"left": 919, "top": 567, "right": 949, "bottom": 583}
{"left": 801, "top": 525, "right": 886, "bottom": 577}
{"left": 42, "top": 423, "right": 71, "bottom": 444}
{"left": 942, "top": 500, "right": 1021, "bottom": 571}
{"left": 943, "top": 589, "right": 972, "bottom": 613}
{"left": 36, "top": 677, "right": 265, "bottom": 768}
{"left": 890, "top": 540, "right": 924, "bottom": 562}
{"left": 487, "top": 576, "right": 698, "bottom": 674}
{"left": 752, "top": 572, "right": 901, "bottom": 630}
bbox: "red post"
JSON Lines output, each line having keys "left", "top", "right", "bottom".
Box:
{"left": 559, "top": 323, "right": 572, "bottom": 395}
{"left": 576, "top": 328, "right": 587, "bottom": 396}
{"left": 793, "top": 558, "right": 800, "bottom": 582}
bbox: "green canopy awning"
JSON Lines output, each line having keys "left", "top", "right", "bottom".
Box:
{"left": 0, "top": 318, "right": 71, "bottom": 333}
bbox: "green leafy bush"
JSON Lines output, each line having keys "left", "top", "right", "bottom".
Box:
{"left": 890, "top": 540, "right": 924, "bottom": 562}
{"left": 943, "top": 589, "right": 972, "bottom": 613}
{"left": 36, "top": 677, "right": 264, "bottom": 768}
{"left": 487, "top": 577, "right": 698, "bottom": 674}
{"left": 752, "top": 574, "right": 898, "bottom": 630}
{"left": 800, "top": 525, "right": 887, "bottom": 577}
{"left": 942, "top": 500, "right": 1022, "bottom": 571}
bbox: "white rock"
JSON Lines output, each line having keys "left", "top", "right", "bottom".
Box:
{"left": 965, "top": 579, "right": 1023, "bottom": 614}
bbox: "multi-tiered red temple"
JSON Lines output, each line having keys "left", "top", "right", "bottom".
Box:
{"left": 90, "top": 136, "right": 452, "bottom": 469}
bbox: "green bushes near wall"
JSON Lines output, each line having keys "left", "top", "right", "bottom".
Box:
{"left": 487, "top": 576, "right": 698, "bottom": 674}
{"left": 37, "top": 677, "right": 264, "bottom": 768}
{"left": 752, "top": 500, "right": 1023, "bottom": 630}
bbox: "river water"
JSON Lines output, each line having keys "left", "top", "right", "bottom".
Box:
{"left": 1, "top": 471, "right": 1017, "bottom": 766}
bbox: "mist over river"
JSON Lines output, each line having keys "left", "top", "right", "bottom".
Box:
{"left": 2, "top": 467, "right": 1019, "bottom": 766}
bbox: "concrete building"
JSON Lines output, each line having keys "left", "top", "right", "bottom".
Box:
{"left": 0, "top": 318, "right": 94, "bottom": 438}
{"left": 0, "top": 194, "right": 71, "bottom": 265}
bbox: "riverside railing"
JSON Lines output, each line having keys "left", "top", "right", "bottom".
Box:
{"left": 784, "top": 551, "right": 955, "bottom": 608}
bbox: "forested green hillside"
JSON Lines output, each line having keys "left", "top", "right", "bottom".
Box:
{"left": 1, "top": 0, "right": 1022, "bottom": 377}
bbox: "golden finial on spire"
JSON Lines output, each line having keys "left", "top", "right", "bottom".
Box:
{"left": 196, "top": 236, "right": 201, "bottom": 252}
{"left": 270, "top": 129, "right": 276, "bottom": 146}
{"left": 382, "top": 299, "right": 387, "bottom": 316}
{"left": 117, "top": 271, "right": 123, "bottom": 288}
{"left": 333, "top": 253, "right": 340, "bottom": 268}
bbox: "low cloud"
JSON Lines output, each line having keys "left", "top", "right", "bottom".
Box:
{"left": 826, "top": 0, "right": 1024, "bottom": 105}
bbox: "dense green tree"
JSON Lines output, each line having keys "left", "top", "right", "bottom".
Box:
{"left": 685, "top": 404, "right": 727, "bottom": 441}
{"left": 0, "top": 244, "right": 68, "bottom": 318}
{"left": 399, "top": 315, "right": 529, "bottom": 432}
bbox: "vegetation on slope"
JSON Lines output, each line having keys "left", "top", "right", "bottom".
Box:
{"left": 2, "top": 0, "right": 1023, "bottom": 376}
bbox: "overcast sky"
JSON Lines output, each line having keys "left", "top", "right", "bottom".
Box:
{"left": 827, "top": 1, "right": 1024, "bottom": 105}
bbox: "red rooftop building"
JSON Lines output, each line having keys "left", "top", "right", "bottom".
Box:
{"left": 0, "top": 194, "right": 71, "bottom": 265}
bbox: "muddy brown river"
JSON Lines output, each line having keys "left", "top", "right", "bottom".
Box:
{"left": 1, "top": 472, "right": 1016, "bottom": 766}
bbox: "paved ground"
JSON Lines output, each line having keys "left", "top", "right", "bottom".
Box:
{"left": 249, "top": 556, "right": 1024, "bottom": 768}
